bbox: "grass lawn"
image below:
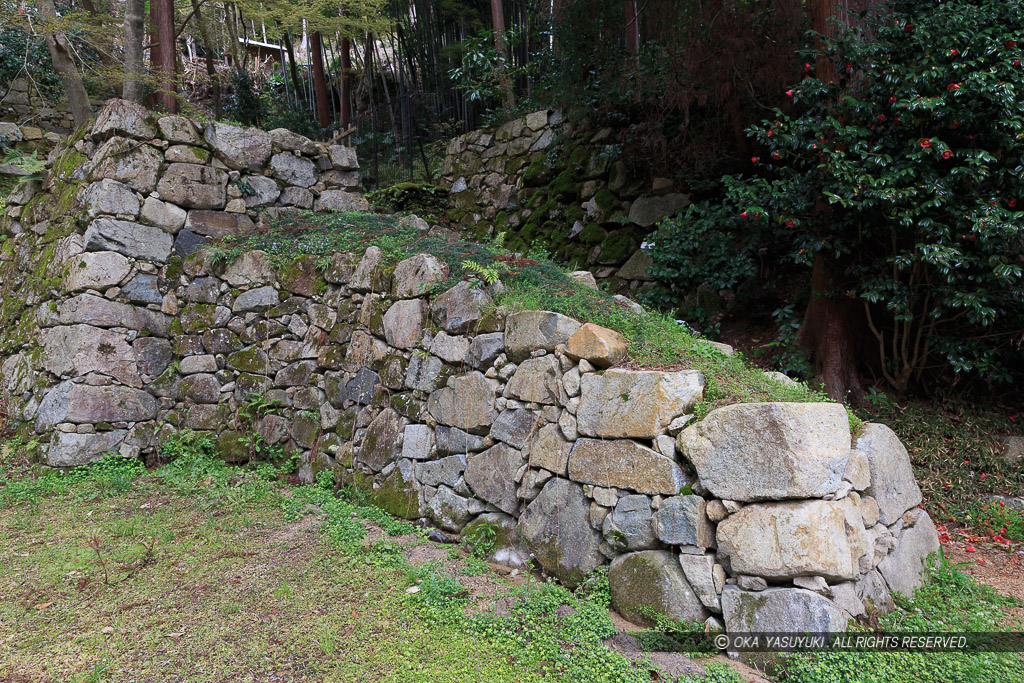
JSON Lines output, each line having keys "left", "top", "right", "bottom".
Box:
{"left": 0, "top": 462, "right": 534, "bottom": 682}
{"left": 1, "top": 449, "right": 1022, "bottom": 683}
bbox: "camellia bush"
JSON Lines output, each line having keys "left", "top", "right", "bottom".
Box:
{"left": 653, "top": 0, "right": 1024, "bottom": 393}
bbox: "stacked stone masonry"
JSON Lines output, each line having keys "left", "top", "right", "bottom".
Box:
{"left": 0, "top": 101, "right": 938, "bottom": 642}
{"left": 0, "top": 79, "right": 76, "bottom": 134}
{"left": 441, "top": 109, "right": 690, "bottom": 293}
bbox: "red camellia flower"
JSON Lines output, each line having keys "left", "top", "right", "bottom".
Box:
{"left": 943, "top": 150, "right": 953, "bottom": 159}
{"left": 751, "top": 156, "right": 759, "bottom": 163}
{"left": 878, "top": 114, "right": 886, "bottom": 122}
{"left": 740, "top": 211, "right": 748, "bottom": 219}
{"left": 1007, "top": 40, "right": 1018, "bottom": 49}
{"left": 785, "top": 219, "right": 795, "bottom": 228}
{"left": 772, "top": 151, "right": 781, "bottom": 160}
{"left": 1010, "top": 198, "right": 1018, "bottom": 207}
{"left": 948, "top": 83, "right": 961, "bottom": 91}
{"left": 949, "top": 120, "right": 960, "bottom": 129}
{"left": 846, "top": 62, "right": 853, "bottom": 72}
{"left": 804, "top": 63, "right": 811, "bottom": 73}
{"left": 767, "top": 130, "right": 774, "bottom": 137}
{"left": 920, "top": 138, "right": 932, "bottom": 148}
{"left": 1016, "top": 59, "right": 1022, "bottom": 66}
{"left": 888, "top": 96, "right": 897, "bottom": 103}
{"left": 905, "top": 23, "right": 914, "bottom": 32}
{"left": 951, "top": 49, "right": 960, "bottom": 57}
{"left": 785, "top": 90, "right": 794, "bottom": 97}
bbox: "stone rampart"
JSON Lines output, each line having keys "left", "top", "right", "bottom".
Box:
{"left": 0, "top": 101, "right": 938, "bottom": 641}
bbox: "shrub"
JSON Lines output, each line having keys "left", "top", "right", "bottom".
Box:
{"left": 651, "top": 0, "right": 1024, "bottom": 392}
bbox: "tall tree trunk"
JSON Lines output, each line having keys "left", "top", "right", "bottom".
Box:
{"left": 490, "top": 0, "right": 515, "bottom": 109}
{"left": 190, "top": 0, "right": 221, "bottom": 118}
{"left": 624, "top": 0, "right": 640, "bottom": 59}
{"left": 37, "top": 0, "right": 92, "bottom": 126}
{"left": 339, "top": 35, "right": 352, "bottom": 130}
{"left": 797, "top": 254, "right": 866, "bottom": 402}
{"left": 310, "top": 31, "right": 332, "bottom": 128}
{"left": 282, "top": 31, "right": 304, "bottom": 103}
{"left": 150, "top": 0, "right": 178, "bottom": 112}
{"left": 797, "top": 0, "right": 864, "bottom": 401}
{"left": 123, "top": 0, "right": 145, "bottom": 103}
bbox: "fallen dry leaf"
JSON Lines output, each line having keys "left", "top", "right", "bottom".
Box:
{"left": 34, "top": 602, "right": 53, "bottom": 610}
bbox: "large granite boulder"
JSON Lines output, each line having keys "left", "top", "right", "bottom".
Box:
{"left": 568, "top": 438, "right": 685, "bottom": 496}
{"left": 39, "top": 325, "right": 139, "bottom": 387}
{"left": 156, "top": 163, "right": 228, "bottom": 210}
{"left": 602, "top": 495, "right": 657, "bottom": 552}
{"left": 721, "top": 586, "right": 849, "bottom": 636}
{"left": 139, "top": 196, "right": 187, "bottom": 232}
{"left": 184, "top": 210, "right": 254, "bottom": 238}
{"left": 382, "top": 299, "right": 426, "bottom": 349}
{"left": 855, "top": 423, "right": 923, "bottom": 525}
{"left": 82, "top": 179, "right": 140, "bottom": 218}
{"left": 716, "top": 498, "right": 870, "bottom": 581}
{"left": 91, "top": 99, "right": 155, "bottom": 141}
{"left": 90, "top": 137, "right": 162, "bottom": 194}
{"left": 270, "top": 128, "right": 319, "bottom": 156}
{"left": 328, "top": 145, "right": 360, "bottom": 169}
{"left": 83, "top": 218, "right": 173, "bottom": 262}
{"left": 426, "top": 371, "right": 496, "bottom": 434}
{"left": 464, "top": 442, "right": 525, "bottom": 515}
{"left": 566, "top": 323, "right": 627, "bottom": 368}
{"left": 504, "top": 311, "right": 581, "bottom": 362}
{"left": 356, "top": 408, "right": 406, "bottom": 472}
{"left": 651, "top": 494, "right": 716, "bottom": 547}
{"left": 609, "top": 550, "right": 708, "bottom": 625}
{"left": 528, "top": 423, "right": 572, "bottom": 475}
{"left": 157, "top": 115, "right": 203, "bottom": 145}
{"left": 677, "top": 402, "right": 850, "bottom": 501}
{"left": 371, "top": 459, "right": 423, "bottom": 519}
{"left": 877, "top": 509, "right": 939, "bottom": 597}
{"left": 504, "top": 355, "right": 562, "bottom": 404}
{"left": 63, "top": 251, "right": 131, "bottom": 292}
{"left": 577, "top": 369, "right": 704, "bottom": 439}
{"left": 392, "top": 253, "right": 447, "bottom": 299}
{"left": 627, "top": 193, "right": 690, "bottom": 227}
{"left": 46, "top": 430, "right": 129, "bottom": 467}
{"left": 426, "top": 485, "right": 475, "bottom": 532}
{"left": 269, "top": 152, "right": 317, "bottom": 187}
{"left": 204, "top": 121, "right": 272, "bottom": 171}
{"left": 316, "top": 190, "right": 369, "bottom": 212}
{"left": 518, "top": 478, "right": 603, "bottom": 588}
{"left": 36, "top": 382, "right": 157, "bottom": 430}
{"left": 430, "top": 281, "right": 492, "bottom": 334}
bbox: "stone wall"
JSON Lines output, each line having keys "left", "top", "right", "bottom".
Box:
{"left": 440, "top": 110, "right": 690, "bottom": 294}
{"left": 0, "top": 102, "right": 939, "bottom": 642}
{"left": 0, "top": 79, "right": 76, "bottom": 134}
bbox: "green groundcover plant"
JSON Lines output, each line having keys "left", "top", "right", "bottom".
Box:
{"left": 650, "top": 0, "right": 1024, "bottom": 392}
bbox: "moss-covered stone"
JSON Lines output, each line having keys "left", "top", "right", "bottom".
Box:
{"left": 597, "top": 230, "right": 639, "bottom": 265}
{"left": 218, "top": 431, "right": 249, "bottom": 464}
{"left": 278, "top": 255, "right": 325, "bottom": 297}
{"left": 335, "top": 408, "right": 358, "bottom": 440}
{"left": 578, "top": 223, "right": 608, "bottom": 246}
{"left": 390, "top": 393, "right": 423, "bottom": 420}
{"left": 371, "top": 464, "right": 422, "bottom": 520}
{"left": 227, "top": 345, "right": 269, "bottom": 374}
{"left": 379, "top": 355, "right": 407, "bottom": 390}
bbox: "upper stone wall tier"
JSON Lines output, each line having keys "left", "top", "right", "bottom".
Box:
{"left": 440, "top": 110, "right": 689, "bottom": 295}
{"left": 0, "top": 79, "right": 75, "bottom": 134}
